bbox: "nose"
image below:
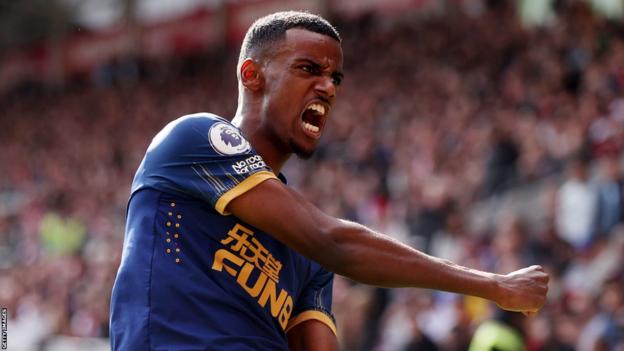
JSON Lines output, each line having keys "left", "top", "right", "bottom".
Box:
{"left": 314, "top": 75, "right": 336, "bottom": 100}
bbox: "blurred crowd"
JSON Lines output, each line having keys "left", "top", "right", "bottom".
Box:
{"left": 1, "top": 1, "right": 624, "bottom": 350}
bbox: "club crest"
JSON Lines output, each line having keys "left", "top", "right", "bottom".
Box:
{"left": 208, "top": 122, "right": 251, "bottom": 155}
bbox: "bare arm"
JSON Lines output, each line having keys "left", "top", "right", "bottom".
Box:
{"left": 287, "top": 320, "right": 338, "bottom": 351}
{"left": 227, "top": 178, "right": 548, "bottom": 312}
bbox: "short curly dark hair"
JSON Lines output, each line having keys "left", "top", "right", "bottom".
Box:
{"left": 238, "top": 11, "right": 341, "bottom": 67}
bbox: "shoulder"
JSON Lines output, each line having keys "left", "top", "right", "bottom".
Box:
{"left": 155, "top": 112, "right": 231, "bottom": 139}
{"left": 148, "top": 113, "right": 251, "bottom": 155}
{"left": 177, "top": 112, "right": 231, "bottom": 125}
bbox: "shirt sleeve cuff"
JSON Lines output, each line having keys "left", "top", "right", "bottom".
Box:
{"left": 285, "top": 310, "right": 337, "bottom": 336}
{"left": 214, "top": 171, "right": 277, "bottom": 215}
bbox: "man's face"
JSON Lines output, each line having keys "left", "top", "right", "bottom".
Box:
{"left": 259, "top": 28, "right": 344, "bottom": 158}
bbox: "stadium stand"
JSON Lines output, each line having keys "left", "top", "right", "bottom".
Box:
{"left": 1, "top": 1, "right": 623, "bottom": 350}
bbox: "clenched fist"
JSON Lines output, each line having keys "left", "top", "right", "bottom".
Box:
{"left": 492, "top": 265, "right": 549, "bottom": 315}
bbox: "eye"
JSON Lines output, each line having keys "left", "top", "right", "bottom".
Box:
{"left": 300, "top": 64, "right": 315, "bottom": 73}
{"left": 331, "top": 75, "right": 343, "bottom": 86}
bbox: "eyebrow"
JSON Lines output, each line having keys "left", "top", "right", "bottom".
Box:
{"left": 295, "top": 58, "right": 344, "bottom": 81}
{"left": 332, "top": 71, "right": 345, "bottom": 83}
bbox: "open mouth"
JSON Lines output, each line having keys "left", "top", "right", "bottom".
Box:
{"left": 300, "top": 102, "right": 327, "bottom": 138}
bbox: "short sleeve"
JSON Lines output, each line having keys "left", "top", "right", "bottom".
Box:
{"left": 286, "top": 266, "right": 336, "bottom": 335}
{"left": 132, "top": 113, "right": 277, "bottom": 214}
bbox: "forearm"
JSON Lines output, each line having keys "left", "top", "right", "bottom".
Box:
{"left": 325, "top": 219, "right": 499, "bottom": 300}
{"left": 227, "top": 180, "right": 547, "bottom": 312}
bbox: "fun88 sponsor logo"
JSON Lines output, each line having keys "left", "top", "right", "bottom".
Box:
{"left": 232, "top": 155, "right": 267, "bottom": 175}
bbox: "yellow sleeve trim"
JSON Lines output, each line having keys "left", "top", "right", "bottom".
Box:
{"left": 285, "top": 310, "right": 337, "bottom": 336}
{"left": 215, "top": 171, "right": 277, "bottom": 215}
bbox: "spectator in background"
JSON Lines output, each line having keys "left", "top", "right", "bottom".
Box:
{"left": 429, "top": 203, "right": 470, "bottom": 265}
{"left": 481, "top": 125, "right": 520, "bottom": 198}
{"left": 577, "top": 274, "right": 624, "bottom": 351}
{"left": 408, "top": 177, "right": 453, "bottom": 251}
{"left": 491, "top": 216, "right": 532, "bottom": 273}
{"left": 555, "top": 155, "right": 598, "bottom": 249}
{"left": 595, "top": 154, "right": 624, "bottom": 238}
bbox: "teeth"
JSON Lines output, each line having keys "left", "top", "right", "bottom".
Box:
{"left": 302, "top": 122, "right": 319, "bottom": 133}
{"left": 306, "top": 103, "right": 326, "bottom": 116}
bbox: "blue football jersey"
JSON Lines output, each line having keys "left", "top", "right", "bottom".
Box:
{"left": 110, "top": 113, "right": 335, "bottom": 350}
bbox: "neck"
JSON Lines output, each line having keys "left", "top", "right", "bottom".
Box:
{"left": 233, "top": 108, "right": 291, "bottom": 174}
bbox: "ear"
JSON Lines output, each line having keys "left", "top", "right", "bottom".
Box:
{"left": 240, "top": 59, "right": 263, "bottom": 92}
